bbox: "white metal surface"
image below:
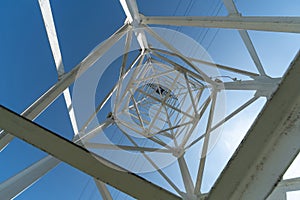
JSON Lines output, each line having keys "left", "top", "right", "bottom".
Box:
{"left": 0, "top": 24, "right": 129, "bottom": 152}
{"left": 178, "top": 156, "right": 194, "bottom": 195}
{"left": 1, "top": 1, "right": 300, "bottom": 199}
{"left": 120, "top": 0, "right": 149, "bottom": 50}
{"left": 0, "top": 120, "right": 114, "bottom": 200}
{"left": 221, "top": 77, "right": 281, "bottom": 99}
{"left": 39, "top": 0, "right": 113, "bottom": 198}
{"left": 142, "top": 16, "right": 300, "bottom": 33}
{"left": 268, "top": 177, "right": 300, "bottom": 200}
{"left": 38, "top": 0, "right": 79, "bottom": 135}
{"left": 0, "top": 105, "right": 181, "bottom": 200}
{"left": 207, "top": 51, "right": 300, "bottom": 200}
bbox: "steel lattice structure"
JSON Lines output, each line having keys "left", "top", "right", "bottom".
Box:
{"left": 0, "top": 0, "right": 300, "bottom": 199}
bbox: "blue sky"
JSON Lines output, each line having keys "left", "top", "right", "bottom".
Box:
{"left": 1, "top": 0, "right": 300, "bottom": 199}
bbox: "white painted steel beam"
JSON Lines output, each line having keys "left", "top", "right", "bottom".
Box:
{"left": 0, "top": 130, "right": 14, "bottom": 151}
{"left": 220, "top": 77, "right": 281, "bottom": 98}
{"left": 222, "top": 0, "right": 238, "bottom": 14}
{"left": 185, "top": 96, "right": 259, "bottom": 151}
{"left": 95, "top": 180, "right": 113, "bottom": 200}
{"left": 0, "top": 120, "right": 112, "bottom": 200}
{"left": 38, "top": 0, "right": 64, "bottom": 77}
{"left": 194, "top": 91, "right": 217, "bottom": 194}
{"left": 0, "top": 24, "right": 129, "bottom": 151}
{"left": 207, "top": 51, "right": 300, "bottom": 200}
{"left": 77, "top": 119, "right": 113, "bottom": 142}
{"left": 0, "top": 156, "right": 60, "bottom": 199}
{"left": 222, "top": 0, "right": 266, "bottom": 75}
{"left": 84, "top": 142, "right": 171, "bottom": 153}
{"left": 141, "top": 16, "right": 300, "bottom": 33}
{"left": 80, "top": 52, "right": 143, "bottom": 132}
{"left": 39, "top": 0, "right": 79, "bottom": 135}
{"left": 268, "top": 177, "right": 300, "bottom": 200}
{"left": 119, "top": 130, "right": 183, "bottom": 195}
{"left": 0, "top": 106, "right": 181, "bottom": 200}
{"left": 188, "top": 56, "right": 259, "bottom": 77}
{"left": 278, "top": 177, "right": 300, "bottom": 192}
{"left": 0, "top": 121, "right": 112, "bottom": 200}
{"left": 178, "top": 156, "right": 195, "bottom": 195}
{"left": 120, "top": 0, "right": 148, "bottom": 50}
{"left": 120, "top": 0, "right": 140, "bottom": 24}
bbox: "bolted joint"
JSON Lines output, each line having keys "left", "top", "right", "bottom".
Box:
{"left": 172, "top": 147, "right": 185, "bottom": 158}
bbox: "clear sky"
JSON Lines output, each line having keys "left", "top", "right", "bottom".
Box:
{"left": 0, "top": 0, "right": 300, "bottom": 199}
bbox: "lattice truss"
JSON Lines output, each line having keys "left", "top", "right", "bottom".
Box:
{"left": 0, "top": 0, "right": 300, "bottom": 200}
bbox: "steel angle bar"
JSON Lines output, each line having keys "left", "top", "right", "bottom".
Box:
{"left": 188, "top": 56, "right": 259, "bottom": 78}
{"left": 22, "top": 23, "right": 128, "bottom": 120}
{"left": 155, "top": 121, "right": 193, "bottom": 136}
{"left": 76, "top": 119, "right": 114, "bottom": 143}
{"left": 150, "top": 49, "right": 217, "bottom": 88}
{"left": 114, "top": 54, "right": 146, "bottom": 113}
{"left": 0, "top": 131, "right": 14, "bottom": 151}
{"left": 221, "top": 78, "right": 281, "bottom": 90}
{"left": 0, "top": 155, "right": 60, "bottom": 199}
{"left": 0, "top": 119, "right": 111, "bottom": 199}
{"left": 0, "top": 105, "right": 181, "bottom": 200}
{"left": 84, "top": 142, "right": 171, "bottom": 153}
{"left": 0, "top": 119, "right": 112, "bottom": 200}
{"left": 142, "top": 16, "right": 300, "bottom": 33}
{"left": 120, "top": 0, "right": 149, "bottom": 50}
{"left": 0, "top": 24, "right": 129, "bottom": 151}
{"left": 95, "top": 180, "right": 113, "bottom": 200}
{"left": 80, "top": 50, "right": 142, "bottom": 131}
{"left": 116, "top": 119, "right": 172, "bottom": 149}
{"left": 179, "top": 95, "right": 211, "bottom": 147}
{"left": 143, "top": 154, "right": 183, "bottom": 195}
{"left": 143, "top": 28, "right": 214, "bottom": 84}
{"left": 39, "top": 0, "right": 78, "bottom": 135}
{"left": 136, "top": 88, "right": 195, "bottom": 119}
{"left": 120, "top": 29, "right": 133, "bottom": 78}
{"left": 207, "top": 51, "right": 300, "bottom": 200}
{"left": 135, "top": 69, "right": 175, "bottom": 83}
{"left": 220, "top": 77, "right": 281, "bottom": 98}
{"left": 38, "top": 0, "right": 64, "bottom": 76}
{"left": 150, "top": 51, "right": 205, "bottom": 84}
{"left": 194, "top": 91, "right": 217, "bottom": 194}
{"left": 178, "top": 156, "right": 195, "bottom": 195}
{"left": 184, "top": 73, "right": 198, "bottom": 114}
{"left": 267, "top": 177, "right": 300, "bottom": 200}
{"left": 119, "top": 129, "right": 183, "bottom": 195}
{"left": 222, "top": 0, "right": 266, "bottom": 76}
{"left": 185, "top": 95, "right": 259, "bottom": 151}
{"left": 129, "top": 91, "right": 146, "bottom": 130}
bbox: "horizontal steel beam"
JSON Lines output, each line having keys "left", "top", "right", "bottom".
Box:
{"left": 141, "top": 16, "right": 300, "bottom": 33}
{"left": 0, "top": 106, "right": 180, "bottom": 200}
{"left": 221, "top": 77, "right": 281, "bottom": 98}
{"left": 207, "top": 51, "right": 300, "bottom": 199}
